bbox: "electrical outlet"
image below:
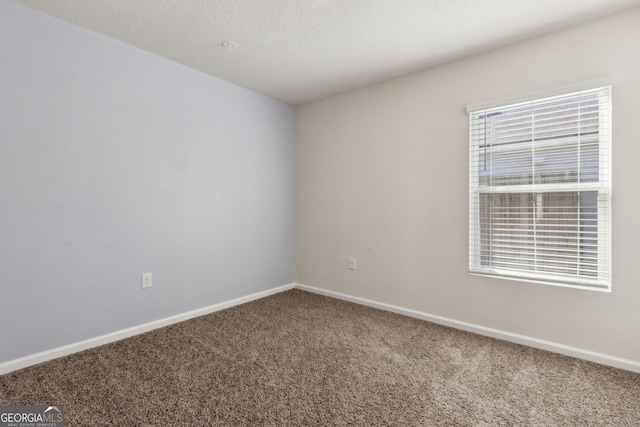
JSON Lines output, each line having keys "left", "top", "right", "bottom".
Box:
{"left": 348, "top": 257, "right": 356, "bottom": 270}
{"left": 141, "top": 272, "right": 152, "bottom": 289}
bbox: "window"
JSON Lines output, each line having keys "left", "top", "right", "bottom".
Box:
{"left": 468, "top": 82, "right": 611, "bottom": 291}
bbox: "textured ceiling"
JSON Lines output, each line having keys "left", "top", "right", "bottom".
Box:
{"left": 12, "top": 0, "right": 640, "bottom": 105}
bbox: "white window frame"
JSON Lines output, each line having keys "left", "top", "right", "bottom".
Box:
{"left": 467, "top": 78, "right": 612, "bottom": 291}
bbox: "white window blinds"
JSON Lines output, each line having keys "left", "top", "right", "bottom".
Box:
{"left": 468, "top": 84, "right": 611, "bottom": 290}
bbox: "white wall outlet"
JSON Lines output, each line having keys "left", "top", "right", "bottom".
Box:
{"left": 348, "top": 257, "right": 356, "bottom": 270}
{"left": 141, "top": 272, "right": 152, "bottom": 289}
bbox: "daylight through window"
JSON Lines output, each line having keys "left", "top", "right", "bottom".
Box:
{"left": 468, "top": 84, "right": 611, "bottom": 290}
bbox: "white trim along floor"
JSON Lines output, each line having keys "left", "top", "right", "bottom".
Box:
{"left": 1, "top": 282, "right": 638, "bottom": 375}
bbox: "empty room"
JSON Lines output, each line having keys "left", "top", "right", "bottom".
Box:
{"left": 1, "top": 0, "right": 639, "bottom": 425}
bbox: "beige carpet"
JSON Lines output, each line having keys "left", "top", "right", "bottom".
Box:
{"left": 1, "top": 289, "right": 639, "bottom": 426}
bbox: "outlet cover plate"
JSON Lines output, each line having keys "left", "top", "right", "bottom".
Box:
{"left": 142, "top": 272, "right": 152, "bottom": 288}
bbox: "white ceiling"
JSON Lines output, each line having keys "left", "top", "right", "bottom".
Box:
{"left": 13, "top": 0, "right": 640, "bottom": 105}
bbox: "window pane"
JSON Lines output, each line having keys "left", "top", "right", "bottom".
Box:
{"left": 479, "top": 191, "right": 598, "bottom": 277}
{"left": 477, "top": 92, "right": 601, "bottom": 187}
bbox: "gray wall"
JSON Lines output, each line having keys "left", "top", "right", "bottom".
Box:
{"left": 0, "top": 0, "right": 294, "bottom": 363}
{"left": 296, "top": 7, "right": 640, "bottom": 363}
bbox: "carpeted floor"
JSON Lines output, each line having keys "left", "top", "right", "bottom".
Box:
{"left": 1, "top": 289, "right": 639, "bottom": 426}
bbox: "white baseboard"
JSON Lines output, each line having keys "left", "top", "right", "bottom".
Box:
{"left": 4, "top": 282, "right": 638, "bottom": 375}
{"left": 295, "top": 283, "right": 640, "bottom": 374}
{"left": 0, "top": 283, "right": 295, "bottom": 375}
